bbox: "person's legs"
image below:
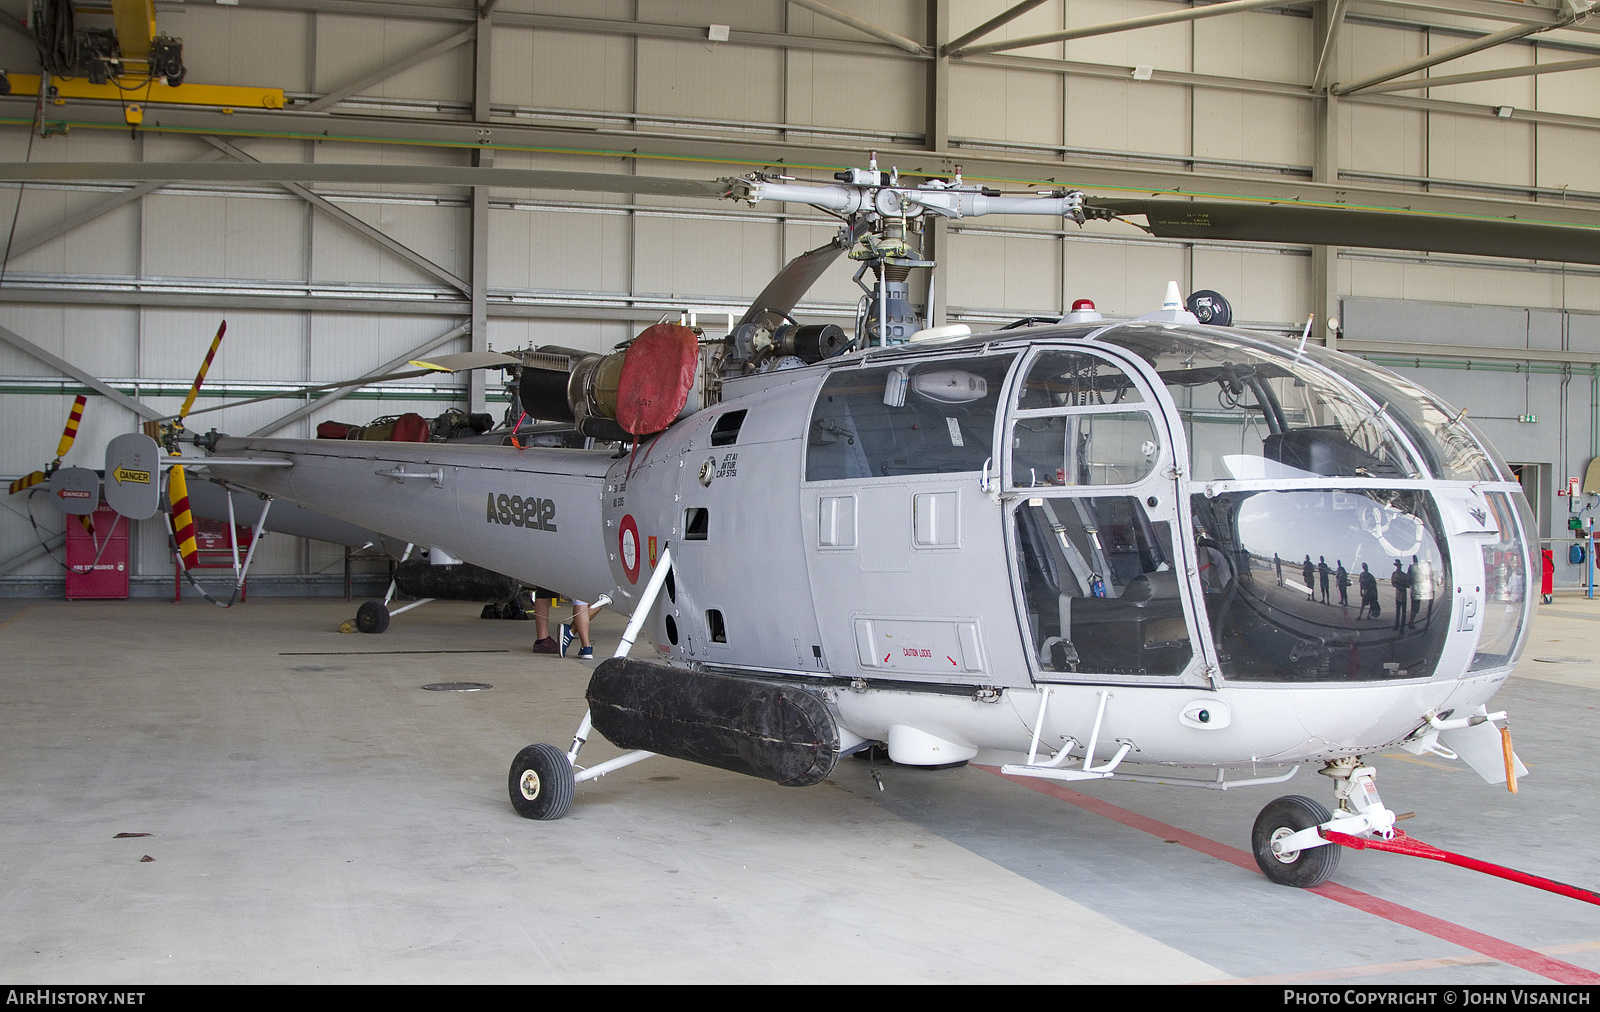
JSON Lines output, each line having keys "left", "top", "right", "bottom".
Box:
{"left": 573, "top": 602, "right": 591, "bottom": 648}
{"left": 532, "top": 594, "right": 558, "bottom": 653}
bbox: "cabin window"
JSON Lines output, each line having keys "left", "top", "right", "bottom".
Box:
{"left": 1189, "top": 488, "right": 1451, "bottom": 682}
{"left": 805, "top": 354, "right": 1015, "bottom": 481}
{"left": 1013, "top": 495, "right": 1190, "bottom": 677}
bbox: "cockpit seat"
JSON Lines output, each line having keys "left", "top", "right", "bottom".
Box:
{"left": 1069, "top": 569, "right": 1190, "bottom": 674}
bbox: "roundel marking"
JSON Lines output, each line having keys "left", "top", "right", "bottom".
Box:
{"left": 620, "top": 513, "right": 641, "bottom": 584}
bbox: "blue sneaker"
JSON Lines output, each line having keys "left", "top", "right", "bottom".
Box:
{"left": 578, "top": 646, "right": 594, "bottom": 660}
{"left": 559, "top": 623, "right": 573, "bottom": 657}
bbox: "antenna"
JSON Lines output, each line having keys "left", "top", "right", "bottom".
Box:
{"left": 1294, "top": 313, "right": 1314, "bottom": 360}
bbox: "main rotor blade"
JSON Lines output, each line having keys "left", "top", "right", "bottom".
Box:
{"left": 171, "top": 355, "right": 518, "bottom": 422}
{"left": 406, "top": 351, "right": 521, "bottom": 372}
{"left": 737, "top": 220, "right": 871, "bottom": 330}
{"left": 1091, "top": 198, "right": 1600, "bottom": 265}
{"left": 0, "top": 162, "right": 733, "bottom": 199}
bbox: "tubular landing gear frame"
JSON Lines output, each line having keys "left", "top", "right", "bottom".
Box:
{"left": 343, "top": 543, "right": 433, "bottom": 634}
{"left": 508, "top": 548, "right": 674, "bottom": 821}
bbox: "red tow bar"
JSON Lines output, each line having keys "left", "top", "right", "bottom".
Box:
{"left": 1324, "top": 828, "right": 1600, "bottom": 907}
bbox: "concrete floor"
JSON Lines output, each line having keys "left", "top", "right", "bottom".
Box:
{"left": 2, "top": 594, "right": 1600, "bottom": 984}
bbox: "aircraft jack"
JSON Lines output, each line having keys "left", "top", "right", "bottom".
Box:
{"left": 1000, "top": 687, "right": 1134, "bottom": 782}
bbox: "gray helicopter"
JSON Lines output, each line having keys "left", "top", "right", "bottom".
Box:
{"left": 90, "top": 157, "right": 1567, "bottom": 893}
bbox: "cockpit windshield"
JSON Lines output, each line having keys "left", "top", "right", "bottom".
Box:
{"left": 1094, "top": 324, "right": 1423, "bottom": 483}
{"left": 1295, "top": 345, "right": 1511, "bottom": 482}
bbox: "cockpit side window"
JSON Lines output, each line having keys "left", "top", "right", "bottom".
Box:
{"left": 1016, "top": 350, "right": 1146, "bottom": 410}
{"left": 806, "top": 354, "right": 1014, "bottom": 481}
{"left": 1014, "top": 495, "right": 1190, "bottom": 677}
{"left": 1008, "top": 349, "right": 1161, "bottom": 489}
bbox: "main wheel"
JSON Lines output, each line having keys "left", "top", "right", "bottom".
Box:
{"left": 1252, "top": 795, "right": 1340, "bottom": 887}
{"left": 508, "top": 743, "right": 575, "bottom": 820}
{"left": 355, "top": 600, "right": 390, "bottom": 634}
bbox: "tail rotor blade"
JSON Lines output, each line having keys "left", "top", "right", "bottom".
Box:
{"left": 178, "top": 321, "right": 226, "bottom": 425}
{"left": 8, "top": 470, "right": 45, "bottom": 495}
{"left": 168, "top": 465, "right": 199, "bottom": 571}
{"left": 53, "top": 394, "right": 86, "bottom": 461}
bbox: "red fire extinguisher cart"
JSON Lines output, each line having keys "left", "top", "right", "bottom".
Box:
{"left": 65, "top": 503, "right": 129, "bottom": 600}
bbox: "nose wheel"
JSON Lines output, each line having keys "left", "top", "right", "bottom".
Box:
{"left": 1252, "top": 795, "right": 1341, "bottom": 887}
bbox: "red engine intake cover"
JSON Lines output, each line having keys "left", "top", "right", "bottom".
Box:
{"left": 616, "top": 323, "right": 699, "bottom": 435}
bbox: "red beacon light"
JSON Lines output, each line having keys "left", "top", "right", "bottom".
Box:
{"left": 1061, "top": 298, "right": 1103, "bottom": 324}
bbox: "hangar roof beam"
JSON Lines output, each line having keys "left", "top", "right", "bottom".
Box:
{"left": 1332, "top": 11, "right": 1577, "bottom": 95}
{"left": 1354, "top": 52, "right": 1600, "bottom": 94}
{"left": 788, "top": 0, "right": 925, "bottom": 54}
{"left": 299, "top": 25, "right": 476, "bottom": 113}
{"left": 949, "top": 0, "right": 1300, "bottom": 58}
{"left": 941, "top": 1, "right": 1050, "bottom": 57}
{"left": 199, "top": 136, "right": 472, "bottom": 296}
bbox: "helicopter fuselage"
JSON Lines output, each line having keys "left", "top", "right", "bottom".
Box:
{"left": 207, "top": 319, "right": 1535, "bottom": 777}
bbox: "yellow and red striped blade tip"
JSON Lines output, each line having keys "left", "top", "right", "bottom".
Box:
{"left": 54, "top": 394, "right": 86, "bottom": 459}
{"left": 169, "top": 465, "right": 199, "bottom": 570}
{"left": 177, "top": 320, "right": 226, "bottom": 423}
{"left": 7, "top": 470, "right": 45, "bottom": 495}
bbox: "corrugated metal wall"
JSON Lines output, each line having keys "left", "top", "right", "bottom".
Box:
{"left": 2, "top": 0, "right": 1598, "bottom": 593}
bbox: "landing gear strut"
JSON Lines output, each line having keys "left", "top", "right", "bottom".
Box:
{"left": 1252, "top": 795, "right": 1340, "bottom": 887}
{"left": 1253, "top": 757, "right": 1397, "bottom": 888}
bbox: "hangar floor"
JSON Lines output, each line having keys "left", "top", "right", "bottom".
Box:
{"left": 2, "top": 595, "right": 1599, "bottom": 985}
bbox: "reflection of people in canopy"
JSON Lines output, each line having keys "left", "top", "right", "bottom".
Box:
{"left": 1358, "top": 563, "right": 1379, "bottom": 619}
{"left": 1335, "top": 560, "right": 1349, "bottom": 606}
{"left": 1391, "top": 559, "right": 1411, "bottom": 631}
{"left": 1275, "top": 552, "right": 1284, "bottom": 586}
{"left": 1409, "top": 554, "right": 1434, "bottom": 629}
{"left": 1318, "top": 556, "right": 1331, "bottom": 604}
{"left": 1303, "top": 555, "right": 1314, "bottom": 601}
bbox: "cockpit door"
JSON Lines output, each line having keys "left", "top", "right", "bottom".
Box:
{"left": 1003, "top": 345, "right": 1211, "bottom": 686}
{"left": 800, "top": 351, "right": 1034, "bottom": 688}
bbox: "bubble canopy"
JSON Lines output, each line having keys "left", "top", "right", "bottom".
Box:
{"left": 1089, "top": 323, "right": 1509, "bottom": 484}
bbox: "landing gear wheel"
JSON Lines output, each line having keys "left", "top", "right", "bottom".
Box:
{"left": 1252, "top": 795, "right": 1340, "bottom": 888}
{"left": 508, "top": 743, "right": 574, "bottom": 820}
{"left": 355, "top": 600, "right": 390, "bottom": 634}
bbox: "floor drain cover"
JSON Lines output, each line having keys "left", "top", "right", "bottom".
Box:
{"left": 1532, "top": 657, "right": 1588, "bottom": 664}
{"left": 423, "top": 682, "right": 493, "bottom": 691}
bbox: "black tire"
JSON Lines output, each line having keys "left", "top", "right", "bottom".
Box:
{"left": 355, "top": 600, "right": 390, "bottom": 634}
{"left": 508, "top": 743, "right": 574, "bottom": 820}
{"left": 1252, "top": 794, "right": 1340, "bottom": 887}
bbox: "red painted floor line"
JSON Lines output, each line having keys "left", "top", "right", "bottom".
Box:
{"left": 980, "top": 767, "right": 1600, "bottom": 985}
